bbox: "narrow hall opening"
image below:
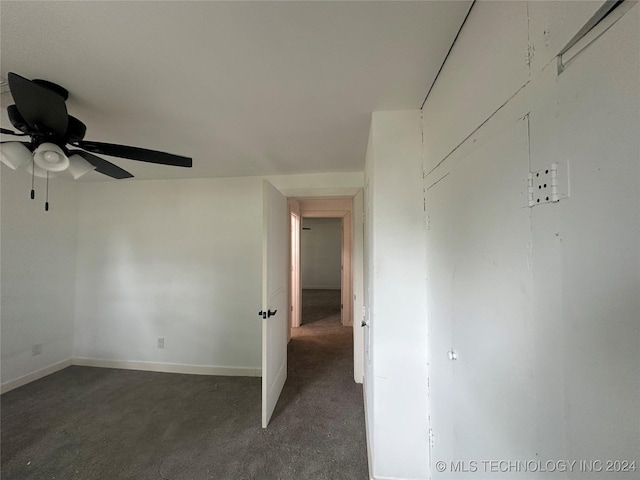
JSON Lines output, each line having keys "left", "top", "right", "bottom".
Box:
{"left": 300, "top": 217, "right": 342, "bottom": 328}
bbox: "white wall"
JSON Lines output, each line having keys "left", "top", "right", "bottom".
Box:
{"left": 353, "top": 188, "right": 364, "bottom": 384}
{"left": 301, "top": 217, "right": 342, "bottom": 289}
{"left": 423, "top": 1, "right": 639, "bottom": 478}
{"left": 1, "top": 167, "right": 78, "bottom": 391}
{"left": 363, "top": 128, "right": 375, "bottom": 463}
{"left": 266, "top": 172, "right": 363, "bottom": 198}
{"left": 73, "top": 177, "right": 265, "bottom": 372}
{"left": 364, "top": 110, "right": 428, "bottom": 480}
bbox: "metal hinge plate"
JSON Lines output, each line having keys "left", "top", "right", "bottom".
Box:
{"left": 528, "top": 163, "right": 559, "bottom": 207}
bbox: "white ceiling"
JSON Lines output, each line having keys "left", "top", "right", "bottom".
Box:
{"left": 0, "top": 1, "right": 471, "bottom": 181}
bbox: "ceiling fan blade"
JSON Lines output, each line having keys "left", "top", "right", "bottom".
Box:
{"left": 69, "top": 150, "right": 133, "bottom": 179}
{"left": 77, "top": 140, "right": 192, "bottom": 168}
{"left": 8, "top": 72, "right": 68, "bottom": 137}
{"left": 0, "top": 127, "right": 27, "bottom": 136}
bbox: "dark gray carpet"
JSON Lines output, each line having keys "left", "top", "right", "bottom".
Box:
{"left": 301, "top": 289, "right": 341, "bottom": 325}
{"left": 0, "top": 294, "right": 368, "bottom": 480}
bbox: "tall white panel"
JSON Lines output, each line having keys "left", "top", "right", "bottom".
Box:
{"left": 423, "top": 1, "right": 529, "bottom": 173}
{"left": 554, "top": 5, "right": 640, "bottom": 471}
{"left": 426, "top": 117, "right": 535, "bottom": 476}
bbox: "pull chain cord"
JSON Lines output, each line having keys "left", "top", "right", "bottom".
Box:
{"left": 45, "top": 171, "right": 49, "bottom": 212}
{"left": 30, "top": 158, "right": 35, "bottom": 199}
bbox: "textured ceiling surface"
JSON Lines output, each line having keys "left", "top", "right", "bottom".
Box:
{"left": 0, "top": 1, "right": 470, "bottom": 181}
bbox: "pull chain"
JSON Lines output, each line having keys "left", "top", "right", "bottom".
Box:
{"left": 30, "top": 158, "right": 35, "bottom": 199}
{"left": 45, "top": 171, "right": 49, "bottom": 212}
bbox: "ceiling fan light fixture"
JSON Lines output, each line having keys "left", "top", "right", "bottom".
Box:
{"left": 5, "top": 73, "right": 192, "bottom": 182}
{"left": 33, "top": 142, "right": 69, "bottom": 172}
{"left": 1, "top": 141, "right": 32, "bottom": 170}
{"left": 26, "top": 161, "right": 57, "bottom": 178}
{"left": 67, "top": 154, "right": 96, "bottom": 179}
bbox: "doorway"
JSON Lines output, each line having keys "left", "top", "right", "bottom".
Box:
{"left": 288, "top": 198, "right": 353, "bottom": 331}
{"left": 286, "top": 195, "right": 364, "bottom": 384}
{"left": 262, "top": 187, "right": 363, "bottom": 429}
{"left": 300, "top": 217, "right": 343, "bottom": 328}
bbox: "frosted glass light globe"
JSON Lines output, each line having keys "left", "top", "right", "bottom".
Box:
{"left": 0, "top": 142, "right": 32, "bottom": 170}
{"left": 33, "top": 143, "right": 69, "bottom": 172}
{"left": 43, "top": 151, "right": 61, "bottom": 164}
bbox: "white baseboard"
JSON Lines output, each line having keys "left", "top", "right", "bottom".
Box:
{"left": 1, "top": 358, "right": 261, "bottom": 394}
{"left": 72, "top": 358, "right": 262, "bottom": 377}
{"left": 1, "top": 358, "right": 73, "bottom": 394}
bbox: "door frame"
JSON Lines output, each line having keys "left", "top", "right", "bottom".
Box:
{"left": 288, "top": 197, "right": 354, "bottom": 329}
{"left": 289, "top": 201, "right": 302, "bottom": 333}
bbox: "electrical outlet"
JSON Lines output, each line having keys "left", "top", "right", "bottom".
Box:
{"left": 157, "top": 337, "right": 165, "bottom": 349}
{"left": 32, "top": 343, "right": 42, "bottom": 356}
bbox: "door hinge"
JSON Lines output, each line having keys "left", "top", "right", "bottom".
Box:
{"left": 528, "top": 163, "right": 559, "bottom": 207}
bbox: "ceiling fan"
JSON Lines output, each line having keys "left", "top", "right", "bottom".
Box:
{"left": 1, "top": 72, "right": 192, "bottom": 208}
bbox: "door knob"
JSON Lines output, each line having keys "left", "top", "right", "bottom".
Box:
{"left": 267, "top": 309, "right": 277, "bottom": 318}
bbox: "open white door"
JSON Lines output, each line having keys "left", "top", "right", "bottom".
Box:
{"left": 261, "top": 180, "right": 288, "bottom": 428}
